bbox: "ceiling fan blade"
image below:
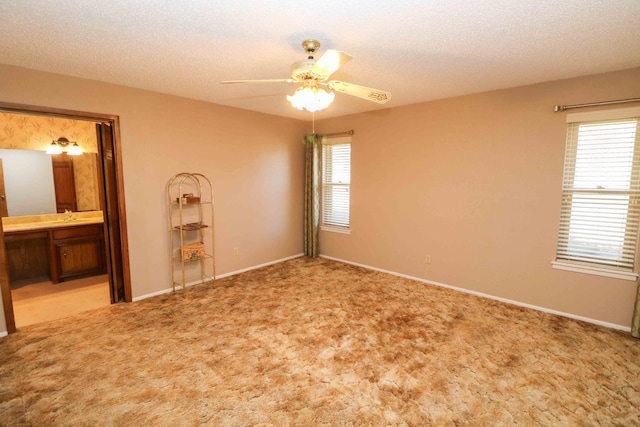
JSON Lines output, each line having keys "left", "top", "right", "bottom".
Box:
{"left": 220, "top": 79, "right": 294, "bottom": 84}
{"left": 327, "top": 81, "right": 391, "bottom": 104}
{"left": 311, "top": 50, "right": 352, "bottom": 79}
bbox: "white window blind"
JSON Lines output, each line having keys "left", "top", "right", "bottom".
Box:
{"left": 556, "top": 112, "right": 640, "bottom": 272}
{"left": 322, "top": 139, "right": 351, "bottom": 230}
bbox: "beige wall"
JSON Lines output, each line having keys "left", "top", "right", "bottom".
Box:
{"left": 0, "top": 64, "right": 307, "bottom": 333}
{"left": 316, "top": 67, "right": 640, "bottom": 328}
{"left": 1, "top": 63, "right": 638, "bottom": 334}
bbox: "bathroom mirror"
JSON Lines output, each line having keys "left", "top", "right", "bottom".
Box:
{"left": 0, "top": 148, "right": 101, "bottom": 217}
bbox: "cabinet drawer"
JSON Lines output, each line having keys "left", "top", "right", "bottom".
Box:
{"left": 52, "top": 224, "right": 103, "bottom": 240}
{"left": 4, "top": 230, "right": 48, "bottom": 243}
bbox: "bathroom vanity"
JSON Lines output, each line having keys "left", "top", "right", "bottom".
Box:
{"left": 3, "top": 211, "right": 106, "bottom": 284}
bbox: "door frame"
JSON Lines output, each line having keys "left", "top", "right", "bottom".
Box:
{"left": 0, "top": 101, "right": 132, "bottom": 334}
{"left": 0, "top": 159, "right": 8, "bottom": 218}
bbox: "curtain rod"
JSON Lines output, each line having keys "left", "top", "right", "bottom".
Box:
{"left": 553, "top": 97, "right": 640, "bottom": 112}
{"left": 319, "top": 130, "right": 354, "bottom": 138}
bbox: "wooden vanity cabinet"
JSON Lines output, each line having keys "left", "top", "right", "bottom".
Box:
{"left": 4, "top": 222, "right": 106, "bottom": 285}
{"left": 51, "top": 224, "right": 106, "bottom": 282}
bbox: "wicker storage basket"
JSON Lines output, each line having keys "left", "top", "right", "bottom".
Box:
{"left": 181, "top": 242, "right": 205, "bottom": 260}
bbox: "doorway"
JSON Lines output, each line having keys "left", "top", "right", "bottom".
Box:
{"left": 0, "top": 102, "right": 131, "bottom": 334}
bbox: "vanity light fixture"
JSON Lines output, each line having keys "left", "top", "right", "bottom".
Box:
{"left": 46, "top": 137, "right": 83, "bottom": 155}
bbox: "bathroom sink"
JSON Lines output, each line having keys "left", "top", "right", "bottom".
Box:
{"left": 49, "top": 218, "right": 100, "bottom": 224}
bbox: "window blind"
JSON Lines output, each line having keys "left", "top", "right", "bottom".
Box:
{"left": 322, "top": 142, "right": 351, "bottom": 228}
{"left": 556, "top": 118, "right": 640, "bottom": 270}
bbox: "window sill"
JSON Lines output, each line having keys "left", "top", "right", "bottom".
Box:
{"left": 551, "top": 261, "right": 638, "bottom": 281}
{"left": 320, "top": 225, "right": 351, "bottom": 235}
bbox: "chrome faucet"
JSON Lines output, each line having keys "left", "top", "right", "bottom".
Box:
{"left": 64, "top": 209, "right": 74, "bottom": 221}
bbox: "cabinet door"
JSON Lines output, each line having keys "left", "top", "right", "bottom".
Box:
{"left": 5, "top": 231, "right": 49, "bottom": 282}
{"left": 56, "top": 238, "right": 104, "bottom": 278}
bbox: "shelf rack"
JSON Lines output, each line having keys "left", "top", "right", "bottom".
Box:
{"left": 167, "top": 173, "right": 215, "bottom": 291}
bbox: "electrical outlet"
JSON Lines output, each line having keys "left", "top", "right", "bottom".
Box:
{"left": 425, "top": 255, "right": 431, "bottom": 264}
{"left": 233, "top": 248, "right": 239, "bottom": 256}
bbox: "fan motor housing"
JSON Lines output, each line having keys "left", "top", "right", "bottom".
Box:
{"left": 291, "top": 60, "right": 327, "bottom": 82}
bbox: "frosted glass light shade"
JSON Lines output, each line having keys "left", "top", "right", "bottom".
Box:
{"left": 287, "top": 87, "right": 335, "bottom": 112}
{"left": 66, "top": 143, "right": 83, "bottom": 155}
{"left": 45, "top": 142, "right": 63, "bottom": 154}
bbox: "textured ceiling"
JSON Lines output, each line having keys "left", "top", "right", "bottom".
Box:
{"left": 1, "top": 0, "right": 639, "bottom": 120}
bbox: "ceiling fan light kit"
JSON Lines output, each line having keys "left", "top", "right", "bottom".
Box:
{"left": 221, "top": 39, "right": 391, "bottom": 113}
{"left": 287, "top": 85, "right": 335, "bottom": 113}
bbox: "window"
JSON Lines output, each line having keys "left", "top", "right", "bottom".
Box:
{"left": 321, "top": 137, "right": 351, "bottom": 233}
{"left": 553, "top": 107, "right": 640, "bottom": 280}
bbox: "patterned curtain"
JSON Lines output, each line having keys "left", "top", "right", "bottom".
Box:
{"left": 303, "top": 134, "right": 321, "bottom": 257}
{"left": 632, "top": 284, "right": 640, "bottom": 338}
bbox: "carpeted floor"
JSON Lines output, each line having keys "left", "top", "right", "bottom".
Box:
{"left": 0, "top": 257, "right": 639, "bottom": 425}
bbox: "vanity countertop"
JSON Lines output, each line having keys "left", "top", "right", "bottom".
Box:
{"left": 2, "top": 211, "right": 104, "bottom": 233}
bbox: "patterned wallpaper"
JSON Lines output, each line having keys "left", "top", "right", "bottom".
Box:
{"left": 74, "top": 153, "right": 101, "bottom": 212}
{"left": 0, "top": 112, "right": 101, "bottom": 213}
{"left": 0, "top": 112, "right": 98, "bottom": 153}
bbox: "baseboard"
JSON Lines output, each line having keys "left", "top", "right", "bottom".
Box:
{"left": 0, "top": 331, "right": 7, "bottom": 338}
{"left": 214, "top": 253, "right": 304, "bottom": 279}
{"left": 132, "top": 278, "right": 214, "bottom": 302}
{"left": 132, "top": 287, "right": 175, "bottom": 302}
{"left": 319, "top": 255, "right": 632, "bottom": 333}
{"left": 132, "top": 253, "right": 305, "bottom": 302}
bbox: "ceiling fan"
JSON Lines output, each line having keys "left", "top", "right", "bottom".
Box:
{"left": 221, "top": 39, "right": 391, "bottom": 112}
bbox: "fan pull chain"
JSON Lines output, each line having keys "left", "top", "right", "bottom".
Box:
{"left": 312, "top": 111, "right": 315, "bottom": 134}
